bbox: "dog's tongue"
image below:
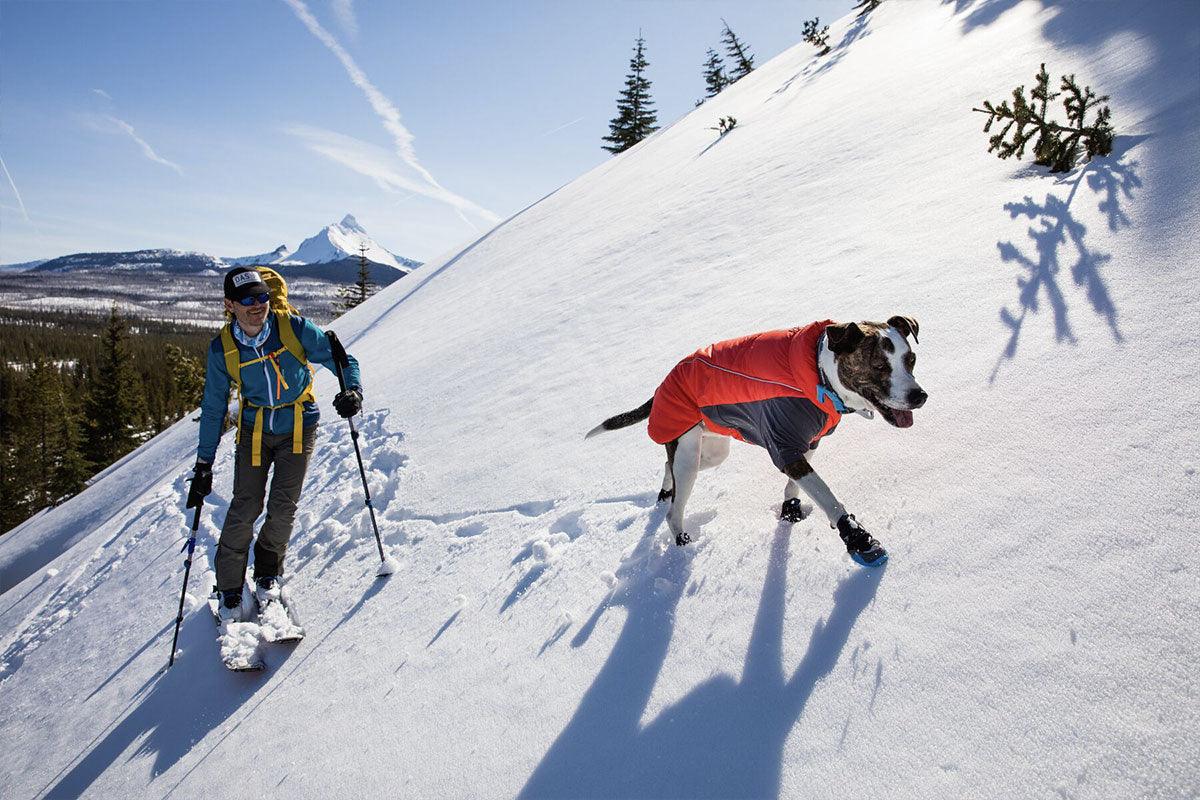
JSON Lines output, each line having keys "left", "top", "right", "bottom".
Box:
{"left": 893, "top": 409, "right": 914, "bottom": 428}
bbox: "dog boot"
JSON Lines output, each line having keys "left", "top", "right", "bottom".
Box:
{"left": 836, "top": 514, "right": 888, "bottom": 567}
{"left": 780, "top": 498, "right": 807, "bottom": 522}
{"left": 675, "top": 531, "right": 692, "bottom": 547}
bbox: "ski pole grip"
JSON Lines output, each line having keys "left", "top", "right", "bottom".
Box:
{"left": 325, "top": 330, "right": 350, "bottom": 393}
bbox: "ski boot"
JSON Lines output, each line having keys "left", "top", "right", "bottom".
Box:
{"left": 255, "top": 575, "right": 282, "bottom": 608}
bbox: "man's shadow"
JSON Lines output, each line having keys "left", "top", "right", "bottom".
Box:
{"left": 520, "top": 524, "right": 883, "bottom": 799}
{"left": 991, "top": 139, "right": 1143, "bottom": 383}
{"left": 37, "top": 605, "right": 291, "bottom": 799}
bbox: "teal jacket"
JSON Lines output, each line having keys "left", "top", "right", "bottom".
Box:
{"left": 197, "top": 312, "right": 361, "bottom": 463}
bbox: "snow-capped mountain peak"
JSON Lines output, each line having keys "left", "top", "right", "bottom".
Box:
{"left": 277, "top": 215, "right": 416, "bottom": 271}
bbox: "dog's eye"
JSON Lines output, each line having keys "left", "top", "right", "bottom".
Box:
{"left": 905, "top": 353, "right": 916, "bottom": 371}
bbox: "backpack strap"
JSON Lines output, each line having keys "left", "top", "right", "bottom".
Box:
{"left": 275, "top": 311, "right": 307, "bottom": 366}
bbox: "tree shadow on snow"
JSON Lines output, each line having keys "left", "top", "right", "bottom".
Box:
{"left": 989, "top": 138, "right": 1144, "bottom": 383}
{"left": 38, "top": 609, "right": 292, "bottom": 799}
{"left": 519, "top": 524, "right": 883, "bottom": 799}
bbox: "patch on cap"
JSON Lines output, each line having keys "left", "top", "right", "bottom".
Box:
{"left": 232, "top": 270, "right": 263, "bottom": 288}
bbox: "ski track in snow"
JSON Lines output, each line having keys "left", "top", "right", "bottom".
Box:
{"left": 0, "top": 405, "right": 679, "bottom": 687}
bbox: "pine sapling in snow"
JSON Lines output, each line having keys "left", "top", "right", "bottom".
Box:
{"left": 974, "top": 63, "right": 1115, "bottom": 173}
{"left": 803, "top": 18, "right": 831, "bottom": 56}
{"left": 710, "top": 116, "right": 737, "bottom": 137}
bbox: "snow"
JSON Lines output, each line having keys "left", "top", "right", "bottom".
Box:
{"left": 1, "top": 2, "right": 1199, "bottom": 798}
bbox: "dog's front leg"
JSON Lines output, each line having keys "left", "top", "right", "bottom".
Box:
{"left": 781, "top": 457, "right": 848, "bottom": 526}
{"left": 782, "top": 458, "right": 888, "bottom": 567}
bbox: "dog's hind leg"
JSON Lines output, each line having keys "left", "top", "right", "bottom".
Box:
{"left": 698, "top": 431, "right": 730, "bottom": 470}
{"left": 666, "top": 425, "right": 704, "bottom": 546}
{"left": 658, "top": 440, "right": 678, "bottom": 503}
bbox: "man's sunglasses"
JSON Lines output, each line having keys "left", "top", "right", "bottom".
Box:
{"left": 236, "top": 293, "right": 271, "bottom": 307}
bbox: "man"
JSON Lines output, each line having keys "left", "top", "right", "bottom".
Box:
{"left": 186, "top": 267, "right": 362, "bottom": 620}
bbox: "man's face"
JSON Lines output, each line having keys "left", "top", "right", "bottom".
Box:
{"left": 224, "top": 293, "right": 269, "bottom": 332}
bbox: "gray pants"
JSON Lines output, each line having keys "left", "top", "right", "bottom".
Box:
{"left": 215, "top": 425, "right": 317, "bottom": 593}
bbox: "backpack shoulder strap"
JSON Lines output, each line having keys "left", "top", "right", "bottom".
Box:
{"left": 275, "top": 311, "right": 307, "bottom": 365}
{"left": 220, "top": 323, "right": 241, "bottom": 391}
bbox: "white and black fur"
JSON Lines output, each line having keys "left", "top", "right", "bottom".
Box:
{"left": 587, "top": 316, "right": 927, "bottom": 547}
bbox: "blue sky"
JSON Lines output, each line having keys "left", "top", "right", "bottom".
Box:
{"left": 0, "top": 0, "right": 845, "bottom": 264}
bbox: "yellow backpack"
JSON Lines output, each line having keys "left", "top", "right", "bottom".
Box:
{"left": 220, "top": 266, "right": 314, "bottom": 465}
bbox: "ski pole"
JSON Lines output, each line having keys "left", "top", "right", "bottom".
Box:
{"left": 325, "top": 331, "right": 388, "bottom": 569}
{"left": 168, "top": 502, "right": 201, "bottom": 668}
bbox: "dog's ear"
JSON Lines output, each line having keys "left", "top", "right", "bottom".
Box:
{"left": 826, "top": 322, "right": 866, "bottom": 354}
{"left": 887, "top": 315, "right": 919, "bottom": 345}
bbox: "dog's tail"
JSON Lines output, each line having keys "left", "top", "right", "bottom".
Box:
{"left": 585, "top": 398, "right": 654, "bottom": 439}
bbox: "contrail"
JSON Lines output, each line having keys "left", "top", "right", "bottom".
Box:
{"left": 0, "top": 152, "right": 30, "bottom": 222}
{"left": 331, "top": 0, "right": 357, "bottom": 37}
{"left": 281, "top": 0, "right": 498, "bottom": 223}
{"left": 106, "top": 115, "right": 184, "bottom": 175}
{"left": 537, "top": 117, "right": 585, "bottom": 139}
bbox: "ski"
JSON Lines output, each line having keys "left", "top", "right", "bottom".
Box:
{"left": 208, "top": 584, "right": 267, "bottom": 672}
{"left": 255, "top": 580, "right": 305, "bottom": 644}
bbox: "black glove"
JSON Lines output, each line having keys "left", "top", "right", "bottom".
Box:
{"left": 333, "top": 388, "right": 362, "bottom": 419}
{"left": 187, "top": 462, "right": 212, "bottom": 508}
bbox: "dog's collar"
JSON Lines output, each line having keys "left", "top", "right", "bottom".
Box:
{"left": 817, "top": 374, "right": 850, "bottom": 414}
{"left": 817, "top": 334, "right": 877, "bottom": 420}
{"left": 816, "top": 333, "right": 851, "bottom": 414}
{"left": 818, "top": 332, "right": 882, "bottom": 420}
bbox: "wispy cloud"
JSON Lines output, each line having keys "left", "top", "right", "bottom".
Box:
{"left": 0, "top": 152, "right": 31, "bottom": 222}
{"left": 331, "top": 0, "right": 358, "bottom": 37}
{"left": 280, "top": 0, "right": 497, "bottom": 225}
{"left": 284, "top": 124, "right": 501, "bottom": 223}
{"left": 104, "top": 115, "right": 183, "bottom": 175}
{"left": 92, "top": 88, "right": 112, "bottom": 101}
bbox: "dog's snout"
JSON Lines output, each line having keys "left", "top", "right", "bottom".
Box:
{"left": 907, "top": 387, "right": 928, "bottom": 409}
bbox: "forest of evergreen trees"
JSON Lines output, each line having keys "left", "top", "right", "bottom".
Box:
{"left": 0, "top": 306, "right": 212, "bottom": 534}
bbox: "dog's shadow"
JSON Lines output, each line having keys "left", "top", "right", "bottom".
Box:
{"left": 519, "top": 523, "right": 883, "bottom": 799}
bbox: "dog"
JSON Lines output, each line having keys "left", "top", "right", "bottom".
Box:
{"left": 586, "top": 317, "right": 926, "bottom": 567}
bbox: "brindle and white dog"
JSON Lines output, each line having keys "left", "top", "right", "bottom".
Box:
{"left": 587, "top": 317, "right": 927, "bottom": 567}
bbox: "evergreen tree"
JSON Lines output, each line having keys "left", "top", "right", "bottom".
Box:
{"left": 0, "top": 367, "right": 35, "bottom": 531}
{"left": 974, "top": 63, "right": 1114, "bottom": 173}
{"left": 166, "top": 343, "right": 205, "bottom": 410}
{"left": 49, "top": 383, "right": 91, "bottom": 505}
{"left": 602, "top": 34, "right": 660, "bottom": 155}
{"left": 83, "top": 305, "right": 146, "bottom": 466}
{"left": 854, "top": 0, "right": 882, "bottom": 15}
{"left": 721, "top": 20, "right": 755, "bottom": 82}
{"left": 803, "top": 18, "right": 831, "bottom": 56}
{"left": 333, "top": 244, "right": 380, "bottom": 317}
{"left": 23, "top": 361, "right": 92, "bottom": 507}
{"left": 699, "top": 48, "right": 729, "bottom": 103}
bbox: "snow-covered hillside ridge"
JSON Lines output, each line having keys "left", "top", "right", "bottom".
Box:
{"left": 1, "top": 2, "right": 1198, "bottom": 798}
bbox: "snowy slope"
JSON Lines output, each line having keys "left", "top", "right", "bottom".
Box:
{"left": 2, "top": 2, "right": 1198, "bottom": 798}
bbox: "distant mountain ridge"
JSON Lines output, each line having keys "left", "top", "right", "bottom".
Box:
{"left": 25, "top": 215, "right": 421, "bottom": 281}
